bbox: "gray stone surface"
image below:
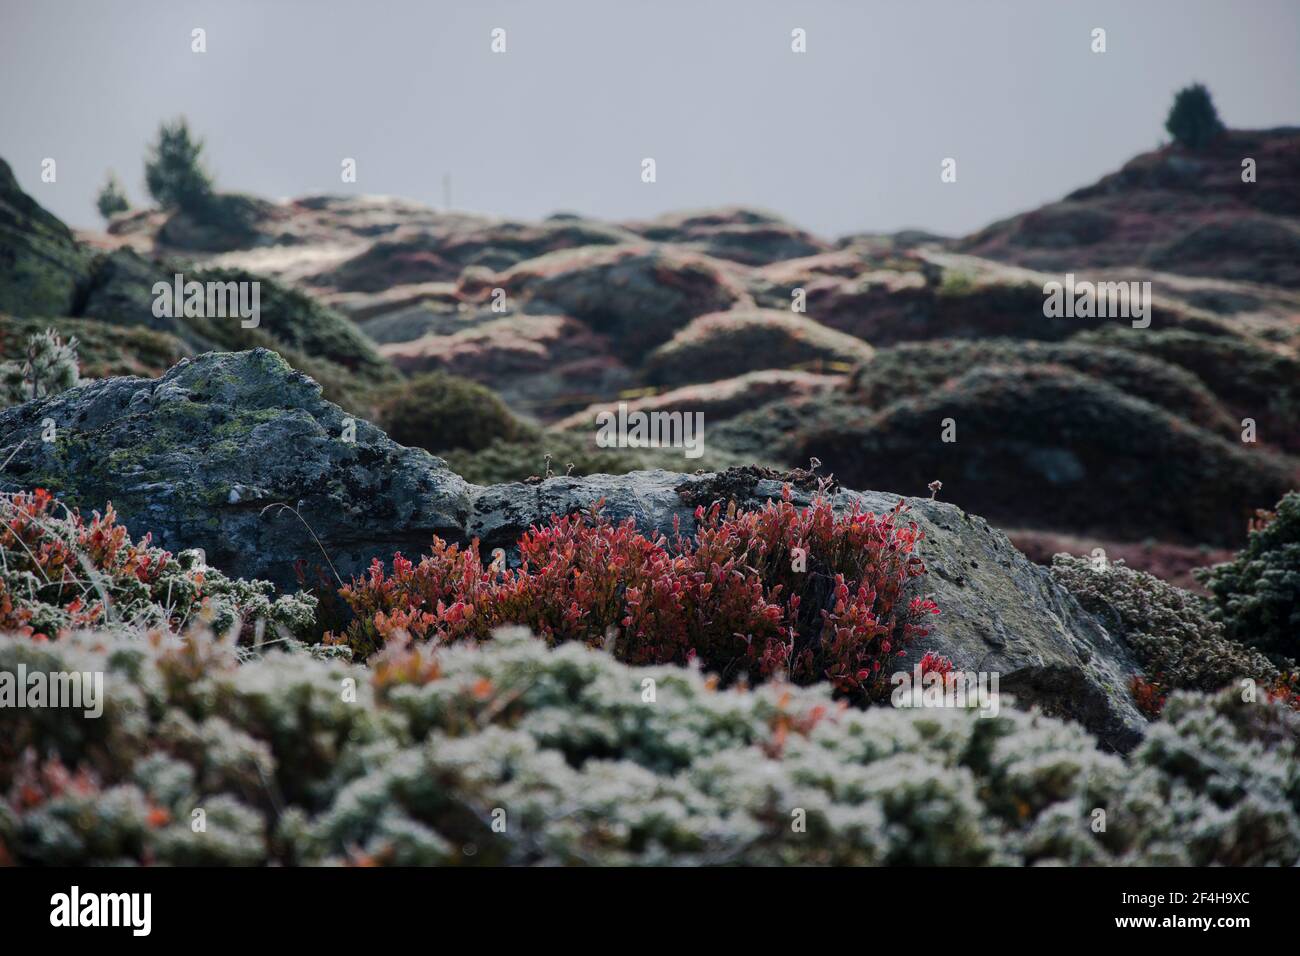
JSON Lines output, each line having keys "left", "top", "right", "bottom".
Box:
{"left": 0, "top": 349, "right": 471, "bottom": 585}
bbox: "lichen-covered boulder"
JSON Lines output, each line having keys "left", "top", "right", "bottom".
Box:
{"left": 0, "top": 349, "right": 472, "bottom": 585}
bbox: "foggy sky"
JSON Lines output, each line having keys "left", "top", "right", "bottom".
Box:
{"left": 3, "top": 0, "right": 1297, "bottom": 237}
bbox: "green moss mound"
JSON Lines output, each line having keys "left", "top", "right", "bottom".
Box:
{"left": 647, "top": 309, "right": 873, "bottom": 387}
{"left": 0, "top": 158, "right": 91, "bottom": 316}
{"left": 780, "top": 364, "right": 1297, "bottom": 547}
{"left": 852, "top": 338, "right": 1237, "bottom": 435}
{"left": 1076, "top": 328, "right": 1300, "bottom": 451}
{"left": 79, "top": 250, "right": 393, "bottom": 384}
{"left": 370, "top": 371, "right": 526, "bottom": 454}
{"left": 0, "top": 313, "right": 187, "bottom": 380}
{"left": 74, "top": 248, "right": 395, "bottom": 412}
{"left": 196, "top": 266, "right": 392, "bottom": 384}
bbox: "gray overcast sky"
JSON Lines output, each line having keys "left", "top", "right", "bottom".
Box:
{"left": 3, "top": 0, "right": 1298, "bottom": 238}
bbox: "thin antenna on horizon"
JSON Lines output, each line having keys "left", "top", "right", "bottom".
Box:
{"left": 443, "top": 172, "right": 451, "bottom": 211}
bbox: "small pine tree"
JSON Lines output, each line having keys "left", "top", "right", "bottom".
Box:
{"left": 95, "top": 172, "right": 131, "bottom": 220}
{"left": 144, "top": 117, "right": 214, "bottom": 211}
{"left": 0, "top": 329, "right": 81, "bottom": 407}
{"left": 1165, "top": 83, "right": 1225, "bottom": 149}
{"left": 1197, "top": 491, "right": 1300, "bottom": 659}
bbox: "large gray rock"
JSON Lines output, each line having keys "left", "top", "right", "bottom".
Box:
{"left": 0, "top": 349, "right": 1144, "bottom": 749}
{"left": 0, "top": 349, "right": 471, "bottom": 583}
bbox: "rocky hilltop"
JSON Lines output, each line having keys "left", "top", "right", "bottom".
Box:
{"left": 961, "top": 128, "right": 1300, "bottom": 293}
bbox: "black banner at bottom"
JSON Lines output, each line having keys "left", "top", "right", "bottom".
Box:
{"left": 0, "top": 865, "right": 1281, "bottom": 942}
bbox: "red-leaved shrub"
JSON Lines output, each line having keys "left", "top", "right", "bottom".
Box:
{"left": 0, "top": 488, "right": 315, "bottom": 640}
{"left": 330, "top": 488, "right": 940, "bottom": 702}
{"left": 0, "top": 488, "right": 179, "bottom": 636}
{"left": 1130, "top": 675, "right": 1168, "bottom": 719}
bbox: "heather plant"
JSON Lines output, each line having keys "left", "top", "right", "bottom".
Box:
{"left": 330, "top": 489, "right": 940, "bottom": 703}
{"left": 2, "top": 627, "right": 1298, "bottom": 866}
{"left": 1198, "top": 491, "right": 1300, "bottom": 659}
{"left": 0, "top": 488, "right": 316, "bottom": 640}
{"left": 0, "top": 328, "right": 80, "bottom": 407}
{"left": 1129, "top": 675, "right": 1167, "bottom": 720}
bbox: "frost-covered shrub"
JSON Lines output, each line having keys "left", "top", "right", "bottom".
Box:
{"left": 0, "top": 313, "right": 186, "bottom": 381}
{"left": 0, "top": 328, "right": 79, "bottom": 407}
{"left": 1051, "top": 554, "right": 1281, "bottom": 698}
{"left": 2, "top": 628, "right": 1297, "bottom": 866}
{"left": 331, "top": 490, "right": 940, "bottom": 703}
{"left": 0, "top": 489, "right": 315, "bottom": 640}
{"left": 1126, "top": 687, "right": 1300, "bottom": 865}
{"left": 1198, "top": 491, "right": 1300, "bottom": 659}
